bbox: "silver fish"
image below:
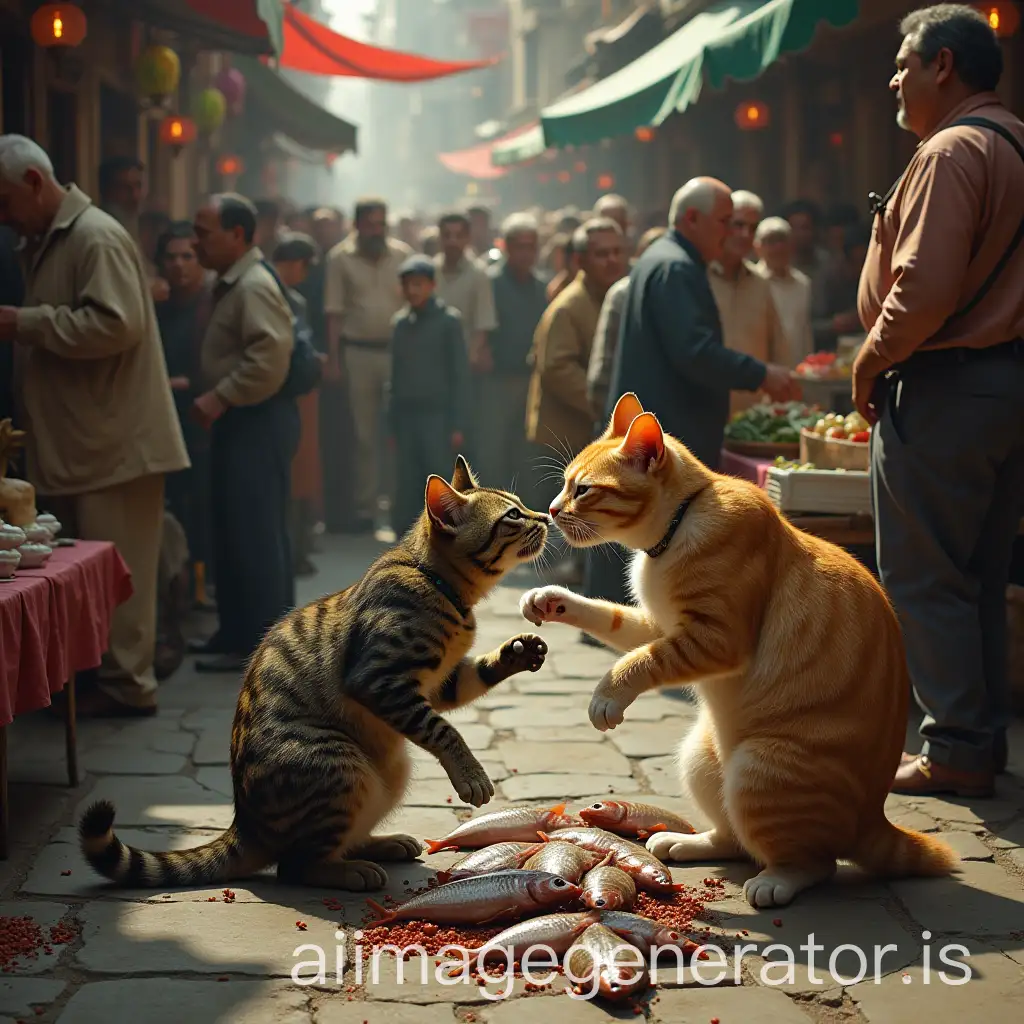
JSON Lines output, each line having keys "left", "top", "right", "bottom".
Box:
{"left": 578, "top": 799, "right": 696, "bottom": 839}
{"left": 581, "top": 864, "right": 636, "bottom": 911}
{"left": 424, "top": 804, "right": 579, "bottom": 853}
{"left": 366, "top": 870, "right": 581, "bottom": 925}
{"left": 598, "top": 911, "right": 698, "bottom": 956}
{"left": 523, "top": 841, "right": 605, "bottom": 883}
{"left": 470, "top": 911, "right": 600, "bottom": 965}
{"left": 565, "top": 923, "right": 650, "bottom": 1002}
{"left": 542, "top": 826, "right": 678, "bottom": 894}
{"left": 439, "top": 842, "right": 544, "bottom": 883}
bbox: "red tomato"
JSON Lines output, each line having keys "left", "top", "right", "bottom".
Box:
{"left": 851, "top": 430, "right": 870, "bottom": 443}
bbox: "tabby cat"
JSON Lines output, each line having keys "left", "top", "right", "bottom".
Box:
{"left": 521, "top": 393, "right": 956, "bottom": 908}
{"left": 81, "top": 457, "right": 550, "bottom": 891}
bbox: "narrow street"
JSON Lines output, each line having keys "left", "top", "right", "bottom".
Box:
{"left": 1, "top": 535, "right": 1022, "bottom": 1023}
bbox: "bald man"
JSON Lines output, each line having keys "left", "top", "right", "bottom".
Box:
{"left": 607, "top": 177, "right": 795, "bottom": 468}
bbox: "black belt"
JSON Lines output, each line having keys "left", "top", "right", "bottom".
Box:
{"left": 900, "top": 336, "right": 1024, "bottom": 372}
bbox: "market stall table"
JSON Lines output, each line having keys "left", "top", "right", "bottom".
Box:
{"left": 719, "top": 449, "right": 774, "bottom": 487}
{"left": 0, "top": 540, "right": 132, "bottom": 858}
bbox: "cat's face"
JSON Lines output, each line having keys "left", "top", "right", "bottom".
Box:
{"left": 548, "top": 393, "right": 704, "bottom": 550}
{"left": 425, "top": 457, "right": 549, "bottom": 576}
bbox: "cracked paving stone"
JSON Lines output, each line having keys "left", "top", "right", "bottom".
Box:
{"left": 196, "top": 766, "right": 233, "bottom": 797}
{"left": 402, "top": 779, "right": 482, "bottom": 808}
{"left": 905, "top": 795, "right": 1020, "bottom": 828}
{"left": 0, "top": 903, "right": 72, "bottom": 975}
{"left": 511, "top": 726, "right": 605, "bottom": 744}
{"left": 650, "top": 985, "right": 813, "bottom": 1023}
{"left": 193, "top": 728, "right": 231, "bottom": 766}
{"left": 637, "top": 755, "right": 680, "bottom": 797}
{"left": 849, "top": 939, "right": 1024, "bottom": 1023}
{"left": 890, "top": 859, "right": 1024, "bottom": 935}
{"left": 490, "top": 705, "right": 588, "bottom": 729}
{"left": 0, "top": 979, "right": 65, "bottom": 1016}
{"left": 73, "top": 776, "right": 233, "bottom": 829}
{"left": 81, "top": 746, "right": 188, "bottom": 775}
{"left": 317, "top": 1004, "right": 459, "bottom": 1024}
{"left": 75, "top": 901, "right": 343, "bottom": 975}
{"left": 499, "top": 773, "right": 641, "bottom": 801}
{"left": 937, "top": 831, "right": 994, "bottom": 861}
{"left": 55, "top": 980, "right": 312, "bottom": 1023}
{"left": 495, "top": 741, "right": 631, "bottom": 777}
{"left": 606, "top": 721, "right": 688, "bottom": 759}
{"left": 411, "top": 758, "right": 508, "bottom": 784}
{"left": 382, "top": 807, "right": 461, "bottom": 841}
{"left": 514, "top": 677, "right": 598, "bottom": 696}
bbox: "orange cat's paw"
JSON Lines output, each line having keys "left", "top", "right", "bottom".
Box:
{"left": 589, "top": 693, "right": 627, "bottom": 732}
{"left": 519, "top": 585, "right": 579, "bottom": 626}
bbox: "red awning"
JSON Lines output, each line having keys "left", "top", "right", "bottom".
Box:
{"left": 183, "top": 0, "right": 272, "bottom": 44}
{"left": 279, "top": 4, "right": 499, "bottom": 81}
{"left": 438, "top": 123, "right": 539, "bottom": 179}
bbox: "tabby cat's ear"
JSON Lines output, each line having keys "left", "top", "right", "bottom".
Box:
{"left": 619, "top": 411, "right": 665, "bottom": 469}
{"left": 425, "top": 475, "right": 469, "bottom": 533}
{"left": 605, "top": 393, "right": 645, "bottom": 438}
{"left": 451, "top": 454, "right": 479, "bottom": 492}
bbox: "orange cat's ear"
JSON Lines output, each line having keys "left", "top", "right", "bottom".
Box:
{"left": 425, "top": 475, "right": 469, "bottom": 533}
{"left": 618, "top": 412, "right": 665, "bottom": 469}
{"left": 451, "top": 455, "right": 478, "bottom": 492}
{"left": 605, "top": 393, "right": 645, "bottom": 438}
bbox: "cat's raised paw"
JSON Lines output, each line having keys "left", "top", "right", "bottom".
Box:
{"left": 519, "top": 585, "right": 578, "bottom": 626}
{"left": 588, "top": 693, "right": 626, "bottom": 732}
{"left": 500, "top": 633, "right": 548, "bottom": 673}
{"left": 448, "top": 762, "right": 494, "bottom": 807}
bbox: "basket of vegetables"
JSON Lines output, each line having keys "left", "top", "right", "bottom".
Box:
{"left": 723, "top": 400, "right": 823, "bottom": 458}
{"left": 799, "top": 411, "right": 872, "bottom": 471}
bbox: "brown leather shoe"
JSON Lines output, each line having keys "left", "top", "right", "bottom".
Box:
{"left": 891, "top": 754, "right": 994, "bottom": 798}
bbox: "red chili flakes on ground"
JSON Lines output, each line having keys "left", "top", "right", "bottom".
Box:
{"left": 773, "top": 918, "right": 783, "bottom": 927}
{"left": 296, "top": 921, "right": 307, "bottom": 931}
{"left": 0, "top": 917, "right": 79, "bottom": 973}
{"left": 446, "top": 797, "right": 453, "bottom": 804}
{"left": 711, "top": 1017, "right": 720, "bottom": 1024}
{"left": 207, "top": 897, "right": 217, "bottom": 902}
{"left": 60, "top": 870, "right": 71, "bottom": 876}
{"left": 217, "top": 975, "right": 229, "bottom": 982}
{"left": 222, "top": 889, "right": 236, "bottom": 903}
{"left": 633, "top": 886, "right": 711, "bottom": 933}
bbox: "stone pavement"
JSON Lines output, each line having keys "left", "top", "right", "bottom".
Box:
{"left": 1, "top": 535, "right": 1023, "bottom": 1024}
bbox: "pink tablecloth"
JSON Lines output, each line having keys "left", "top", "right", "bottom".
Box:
{"left": 719, "top": 449, "right": 774, "bottom": 488}
{"left": 0, "top": 541, "right": 133, "bottom": 726}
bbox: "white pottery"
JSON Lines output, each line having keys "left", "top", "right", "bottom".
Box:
{"left": 17, "top": 542, "right": 52, "bottom": 569}
{"left": 36, "top": 513, "right": 62, "bottom": 540}
{"left": 0, "top": 520, "right": 26, "bottom": 551}
{"left": 22, "top": 521, "right": 51, "bottom": 545}
{"left": 0, "top": 547, "right": 19, "bottom": 579}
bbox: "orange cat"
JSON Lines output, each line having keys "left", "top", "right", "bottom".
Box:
{"left": 521, "top": 393, "right": 956, "bottom": 908}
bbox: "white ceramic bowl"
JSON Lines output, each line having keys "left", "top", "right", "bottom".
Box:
{"left": 22, "top": 522, "right": 51, "bottom": 545}
{"left": 0, "top": 521, "right": 26, "bottom": 552}
{"left": 0, "top": 547, "right": 19, "bottom": 579}
{"left": 36, "top": 513, "right": 62, "bottom": 540}
{"left": 17, "top": 542, "right": 52, "bottom": 569}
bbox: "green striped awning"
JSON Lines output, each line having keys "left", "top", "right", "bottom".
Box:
{"left": 539, "top": 0, "right": 859, "bottom": 150}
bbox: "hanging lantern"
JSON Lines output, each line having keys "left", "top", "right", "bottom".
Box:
{"left": 573, "top": 160, "right": 587, "bottom": 173}
{"left": 634, "top": 126, "right": 655, "bottom": 143}
{"left": 213, "top": 67, "right": 247, "bottom": 117}
{"left": 974, "top": 3, "right": 1020, "bottom": 35}
{"left": 597, "top": 173, "right": 615, "bottom": 190}
{"left": 734, "top": 100, "right": 770, "bottom": 130}
{"left": 829, "top": 131, "right": 845, "bottom": 148}
{"left": 325, "top": 153, "right": 338, "bottom": 170}
{"left": 31, "top": 4, "right": 88, "bottom": 48}
{"left": 216, "top": 154, "right": 244, "bottom": 177}
{"left": 557, "top": 170, "right": 571, "bottom": 184}
{"left": 158, "top": 115, "right": 196, "bottom": 156}
{"left": 137, "top": 45, "right": 181, "bottom": 107}
{"left": 193, "top": 88, "right": 227, "bottom": 134}
{"left": 537, "top": 172, "right": 550, "bottom": 184}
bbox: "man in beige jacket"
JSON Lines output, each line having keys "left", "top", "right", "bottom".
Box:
{"left": 0, "top": 135, "right": 189, "bottom": 717}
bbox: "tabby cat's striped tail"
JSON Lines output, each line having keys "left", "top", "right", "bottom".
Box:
{"left": 851, "top": 819, "right": 957, "bottom": 879}
{"left": 79, "top": 800, "right": 268, "bottom": 888}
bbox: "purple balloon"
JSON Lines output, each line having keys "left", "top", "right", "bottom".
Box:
{"left": 214, "top": 67, "right": 246, "bottom": 116}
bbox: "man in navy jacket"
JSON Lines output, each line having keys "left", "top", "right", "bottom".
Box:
{"left": 607, "top": 177, "right": 796, "bottom": 467}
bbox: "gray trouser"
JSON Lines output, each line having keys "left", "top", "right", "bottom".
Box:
{"left": 871, "top": 342, "right": 1024, "bottom": 772}
{"left": 474, "top": 372, "right": 532, "bottom": 497}
{"left": 393, "top": 410, "right": 452, "bottom": 539}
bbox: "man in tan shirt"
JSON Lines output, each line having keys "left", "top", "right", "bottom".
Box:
{"left": 854, "top": 5, "right": 1024, "bottom": 797}
{"left": 0, "top": 136, "right": 189, "bottom": 716}
{"left": 191, "top": 194, "right": 298, "bottom": 673}
{"left": 754, "top": 216, "right": 814, "bottom": 368}
{"left": 708, "top": 191, "right": 786, "bottom": 415}
{"left": 324, "top": 198, "right": 412, "bottom": 532}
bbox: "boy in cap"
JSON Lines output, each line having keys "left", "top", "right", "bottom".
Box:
{"left": 388, "top": 255, "right": 472, "bottom": 535}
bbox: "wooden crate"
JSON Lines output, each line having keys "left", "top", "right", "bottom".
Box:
{"left": 800, "top": 428, "right": 871, "bottom": 471}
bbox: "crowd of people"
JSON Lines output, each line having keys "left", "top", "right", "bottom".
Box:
{"left": 0, "top": 3, "right": 1020, "bottom": 805}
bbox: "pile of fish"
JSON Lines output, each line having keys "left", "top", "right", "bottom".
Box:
{"left": 366, "top": 800, "right": 699, "bottom": 1001}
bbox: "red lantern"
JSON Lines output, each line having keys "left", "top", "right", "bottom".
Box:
{"left": 573, "top": 160, "right": 587, "bottom": 173}
{"left": 216, "top": 154, "right": 244, "bottom": 177}
{"left": 538, "top": 172, "right": 550, "bottom": 184}
{"left": 159, "top": 115, "right": 197, "bottom": 155}
{"left": 829, "top": 132, "right": 844, "bottom": 148}
{"left": 325, "top": 153, "right": 338, "bottom": 169}
{"left": 597, "top": 173, "right": 615, "bottom": 190}
{"left": 557, "top": 170, "right": 571, "bottom": 184}
{"left": 31, "top": 4, "right": 87, "bottom": 48}
{"left": 213, "top": 67, "right": 247, "bottom": 117}
{"left": 734, "top": 101, "right": 770, "bottom": 130}
{"left": 635, "top": 126, "right": 655, "bottom": 143}
{"left": 974, "top": 3, "right": 1020, "bottom": 36}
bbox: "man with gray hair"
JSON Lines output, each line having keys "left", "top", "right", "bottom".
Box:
{"left": 754, "top": 216, "right": 814, "bottom": 368}
{"left": 608, "top": 177, "right": 794, "bottom": 469}
{"left": 0, "top": 134, "right": 189, "bottom": 716}
{"left": 708, "top": 190, "right": 787, "bottom": 415}
{"left": 593, "top": 194, "right": 631, "bottom": 239}
{"left": 478, "top": 212, "right": 547, "bottom": 495}
{"left": 855, "top": 4, "right": 1024, "bottom": 795}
